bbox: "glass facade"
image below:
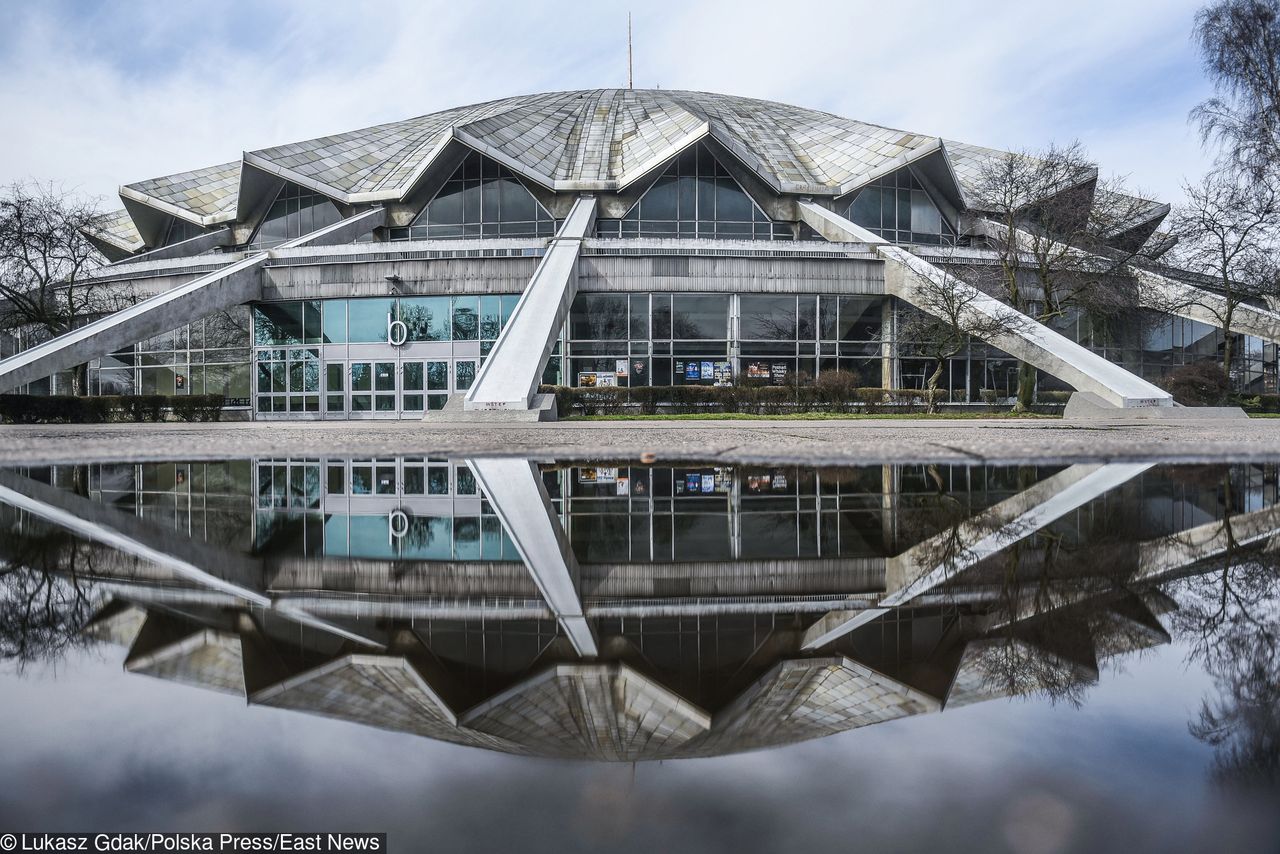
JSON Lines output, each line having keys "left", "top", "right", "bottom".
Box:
{"left": 389, "top": 151, "right": 556, "bottom": 241}
{"left": 595, "top": 143, "right": 792, "bottom": 240}
{"left": 248, "top": 182, "right": 342, "bottom": 250}
{"left": 251, "top": 456, "right": 519, "bottom": 561}
{"left": 844, "top": 168, "right": 954, "bottom": 245}
{"left": 254, "top": 296, "right": 521, "bottom": 348}
{"left": 566, "top": 292, "right": 888, "bottom": 388}
{"left": 89, "top": 307, "right": 253, "bottom": 403}
{"left": 895, "top": 307, "right": 1280, "bottom": 401}
{"left": 251, "top": 295, "right": 537, "bottom": 416}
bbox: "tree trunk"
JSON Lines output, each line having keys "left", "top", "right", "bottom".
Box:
{"left": 926, "top": 360, "right": 944, "bottom": 414}
{"left": 1014, "top": 361, "right": 1037, "bottom": 412}
{"left": 71, "top": 363, "right": 89, "bottom": 397}
{"left": 1221, "top": 308, "right": 1236, "bottom": 390}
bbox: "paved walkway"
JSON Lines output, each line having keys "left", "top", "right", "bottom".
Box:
{"left": 1, "top": 418, "right": 1278, "bottom": 465}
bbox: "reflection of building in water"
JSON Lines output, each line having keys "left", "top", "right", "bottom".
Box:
{"left": 1, "top": 460, "right": 1277, "bottom": 760}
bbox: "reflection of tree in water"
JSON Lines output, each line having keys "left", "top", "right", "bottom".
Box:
{"left": 1166, "top": 469, "right": 1280, "bottom": 789}
{"left": 0, "top": 521, "right": 95, "bottom": 668}
{"left": 900, "top": 465, "right": 1155, "bottom": 708}
{"left": 1188, "top": 613, "right": 1279, "bottom": 788}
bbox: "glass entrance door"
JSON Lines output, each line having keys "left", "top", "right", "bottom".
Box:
{"left": 373, "top": 361, "right": 397, "bottom": 414}
{"left": 454, "top": 359, "right": 477, "bottom": 395}
{"left": 324, "top": 363, "right": 346, "bottom": 418}
{"left": 426, "top": 360, "right": 449, "bottom": 411}
{"left": 401, "top": 361, "right": 424, "bottom": 417}
{"left": 345, "top": 361, "right": 399, "bottom": 419}
{"left": 317, "top": 357, "right": 467, "bottom": 419}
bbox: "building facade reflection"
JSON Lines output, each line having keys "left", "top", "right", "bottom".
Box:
{"left": 0, "top": 459, "right": 1276, "bottom": 762}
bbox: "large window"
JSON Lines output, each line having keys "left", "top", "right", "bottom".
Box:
{"left": 564, "top": 293, "right": 888, "bottom": 389}
{"left": 843, "top": 168, "right": 953, "bottom": 245}
{"left": 162, "top": 217, "right": 205, "bottom": 247}
{"left": 256, "top": 347, "right": 319, "bottom": 414}
{"left": 595, "top": 143, "right": 792, "bottom": 240}
{"left": 89, "top": 308, "right": 252, "bottom": 403}
{"left": 248, "top": 183, "right": 342, "bottom": 250}
{"left": 389, "top": 151, "right": 556, "bottom": 241}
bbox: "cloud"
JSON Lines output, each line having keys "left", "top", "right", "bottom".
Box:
{"left": 0, "top": 0, "right": 1218, "bottom": 209}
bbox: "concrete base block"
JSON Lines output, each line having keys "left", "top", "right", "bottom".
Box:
{"left": 1064, "top": 392, "right": 1247, "bottom": 421}
{"left": 421, "top": 393, "right": 558, "bottom": 423}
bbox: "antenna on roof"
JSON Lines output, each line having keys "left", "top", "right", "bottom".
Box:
{"left": 627, "top": 12, "right": 633, "bottom": 89}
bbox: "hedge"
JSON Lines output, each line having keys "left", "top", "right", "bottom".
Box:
{"left": 0, "top": 394, "right": 227, "bottom": 424}
{"left": 1238, "top": 393, "right": 1280, "bottom": 413}
{"left": 540, "top": 384, "right": 933, "bottom": 417}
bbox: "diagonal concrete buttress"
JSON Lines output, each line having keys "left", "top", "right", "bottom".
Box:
{"left": 0, "top": 468, "right": 385, "bottom": 648}
{"left": 983, "top": 502, "right": 1280, "bottom": 632}
{"left": 465, "top": 457, "right": 599, "bottom": 657}
{"left": 797, "top": 201, "right": 1173, "bottom": 408}
{"left": 1137, "top": 502, "right": 1280, "bottom": 580}
{"left": 461, "top": 196, "right": 597, "bottom": 415}
{"left": 0, "top": 207, "right": 385, "bottom": 394}
{"left": 800, "top": 462, "right": 1154, "bottom": 650}
{"left": 1133, "top": 268, "right": 1280, "bottom": 344}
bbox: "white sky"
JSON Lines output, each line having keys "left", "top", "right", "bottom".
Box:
{"left": 0, "top": 0, "right": 1219, "bottom": 208}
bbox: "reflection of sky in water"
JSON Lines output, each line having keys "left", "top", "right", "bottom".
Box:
{"left": 2, "top": 641, "right": 1276, "bottom": 853}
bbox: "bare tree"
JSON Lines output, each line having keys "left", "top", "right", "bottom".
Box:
{"left": 1192, "top": 0, "right": 1280, "bottom": 177}
{"left": 967, "top": 143, "right": 1159, "bottom": 410}
{"left": 0, "top": 181, "right": 119, "bottom": 394}
{"left": 1166, "top": 170, "right": 1280, "bottom": 378}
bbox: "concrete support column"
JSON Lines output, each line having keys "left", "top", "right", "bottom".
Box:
{"left": 462, "top": 196, "right": 598, "bottom": 414}
{"left": 466, "top": 457, "right": 599, "bottom": 657}
{"left": 800, "top": 462, "right": 1153, "bottom": 649}
{"left": 796, "top": 201, "right": 1173, "bottom": 409}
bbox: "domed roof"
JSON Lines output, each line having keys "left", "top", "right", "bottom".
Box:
{"left": 239, "top": 89, "right": 942, "bottom": 199}
{"left": 93, "top": 88, "right": 1170, "bottom": 256}
{"left": 112, "top": 89, "right": 949, "bottom": 227}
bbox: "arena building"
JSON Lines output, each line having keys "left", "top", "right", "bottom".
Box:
{"left": 2, "top": 89, "right": 1278, "bottom": 418}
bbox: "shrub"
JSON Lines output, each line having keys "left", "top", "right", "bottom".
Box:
{"left": 814, "top": 370, "right": 860, "bottom": 413}
{"left": 1037, "top": 390, "right": 1072, "bottom": 404}
{"left": 0, "top": 394, "right": 110, "bottom": 423}
{"left": 1160, "top": 362, "right": 1232, "bottom": 407}
{"left": 0, "top": 393, "right": 229, "bottom": 424}
{"left": 539, "top": 383, "right": 902, "bottom": 416}
{"left": 170, "top": 394, "right": 224, "bottom": 422}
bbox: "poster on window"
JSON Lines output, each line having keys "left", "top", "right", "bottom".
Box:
{"left": 685, "top": 473, "right": 701, "bottom": 493}
{"left": 770, "top": 363, "right": 788, "bottom": 385}
{"left": 685, "top": 362, "right": 700, "bottom": 381}
{"left": 700, "top": 474, "right": 715, "bottom": 494}
{"left": 713, "top": 362, "right": 732, "bottom": 386}
{"left": 700, "top": 361, "right": 714, "bottom": 380}
{"left": 595, "top": 467, "right": 618, "bottom": 484}
{"left": 616, "top": 359, "right": 628, "bottom": 378}
{"left": 597, "top": 373, "right": 617, "bottom": 387}
{"left": 632, "top": 361, "right": 646, "bottom": 380}
{"left": 577, "top": 372, "right": 598, "bottom": 387}
{"left": 616, "top": 477, "right": 629, "bottom": 495}
{"left": 747, "top": 362, "right": 770, "bottom": 380}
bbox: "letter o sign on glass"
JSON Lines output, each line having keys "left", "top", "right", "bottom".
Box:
{"left": 388, "top": 319, "right": 409, "bottom": 346}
